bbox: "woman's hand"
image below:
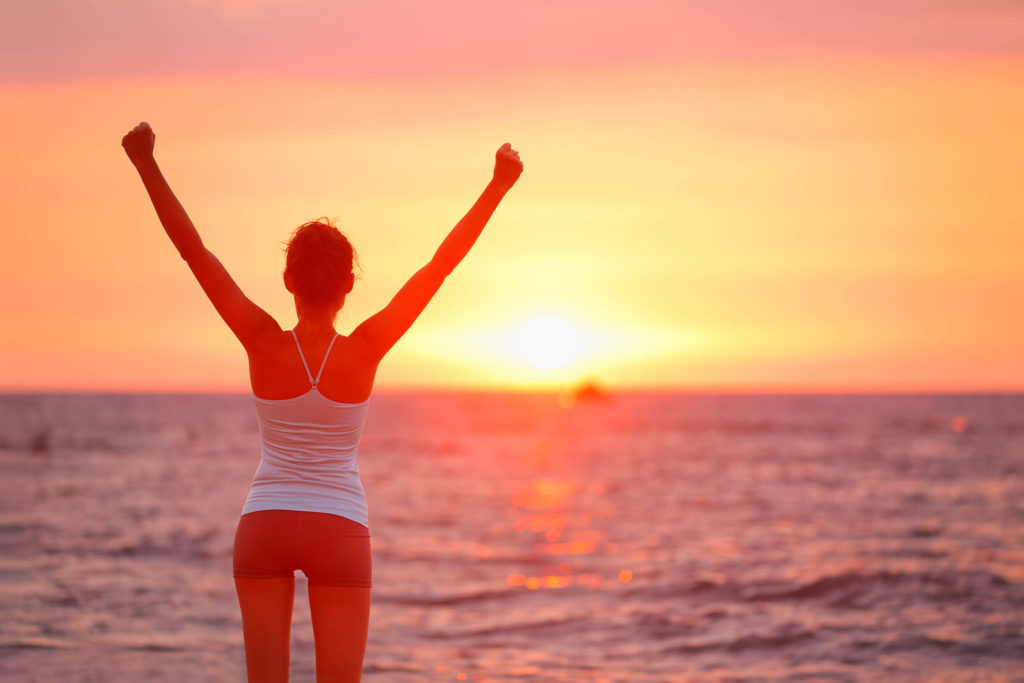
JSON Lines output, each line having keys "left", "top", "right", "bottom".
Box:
{"left": 122, "top": 121, "right": 155, "bottom": 167}
{"left": 492, "top": 143, "right": 523, "bottom": 190}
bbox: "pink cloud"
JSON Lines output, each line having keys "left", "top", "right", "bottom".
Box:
{"left": 2, "top": 0, "right": 1023, "bottom": 83}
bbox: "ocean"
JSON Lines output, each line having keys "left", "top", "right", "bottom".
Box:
{"left": 1, "top": 392, "right": 1023, "bottom": 682}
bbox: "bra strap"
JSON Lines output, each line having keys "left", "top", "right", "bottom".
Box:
{"left": 314, "top": 333, "right": 339, "bottom": 386}
{"left": 290, "top": 329, "right": 316, "bottom": 385}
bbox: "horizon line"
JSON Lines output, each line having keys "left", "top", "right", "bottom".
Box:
{"left": 3, "top": 385, "right": 1024, "bottom": 396}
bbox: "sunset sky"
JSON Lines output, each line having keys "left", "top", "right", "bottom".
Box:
{"left": 1, "top": 0, "right": 1022, "bottom": 392}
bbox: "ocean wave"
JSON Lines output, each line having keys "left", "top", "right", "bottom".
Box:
{"left": 663, "top": 628, "right": 817, "bottom": 655}
{"left": 831, "top": 632, "right": 1024, "bottom": 660}
{"left": 377, "top": 586, "right": 518, "bottom": 607}
{"left": 0, "top": 637, "right": 78, "bottom": 650}
{"left": 0, "top": 521, "right": 54, "bottom": 536}
{"left": 362, "top": 663, "right": 429, "bottom": 675}
{"left": 424, "top": 615, "right": 589, "bottom": 640}
{"left": 742, "top": 568, "right": 1018, "bottom": 606}
{"left": 631, "top": 568, "right": 1022, "bottom": 609}
{"left": 75, "top": 528, "right": 224, "bottom": 561}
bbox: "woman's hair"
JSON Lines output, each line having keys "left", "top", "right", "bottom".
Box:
{"left": 284, "top": 218, "right": 359, "bottom": 307}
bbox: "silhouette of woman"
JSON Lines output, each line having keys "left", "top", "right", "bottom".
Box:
{"left": 121, "top": 122, "right": 523, "bottom": 682}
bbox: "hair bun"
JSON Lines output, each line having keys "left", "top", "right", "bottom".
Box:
{"left": 284, "top": 218, "right": 358, "bottom": 307}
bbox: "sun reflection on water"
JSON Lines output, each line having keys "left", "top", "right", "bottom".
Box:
{"left": 507, "top": 466, "right": 629, "bottom": 591}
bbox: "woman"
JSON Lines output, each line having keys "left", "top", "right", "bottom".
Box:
{"left": 121, "top": 122, "right": 523, "bottom": 682}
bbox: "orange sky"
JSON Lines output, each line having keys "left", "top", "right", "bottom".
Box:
{"left": 1, "top": 1, "right": 1023, "bottom": 392}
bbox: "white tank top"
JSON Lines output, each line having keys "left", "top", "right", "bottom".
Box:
{"left": 241, "top": 330, "right": 370, "bottom": 527}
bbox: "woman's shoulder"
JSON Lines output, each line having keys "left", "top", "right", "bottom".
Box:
{"left": 249, "top": 329, "right": 377, "bottom": 402}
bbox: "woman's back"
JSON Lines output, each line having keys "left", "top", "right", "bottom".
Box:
{"left": 249, "top": 328, "right": 375, "bottom": 404}
{"left": 244, "top": 329, "right": 372, "bottom": 526}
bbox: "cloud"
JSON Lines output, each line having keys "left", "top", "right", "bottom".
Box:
{"left": 3, "top": 0, "right": 1023, "bottom": 84}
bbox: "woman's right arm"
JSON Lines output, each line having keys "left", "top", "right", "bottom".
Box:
{"left": 122, "top": 122, "right": 281, "bottom": 353}
{"left": 351, "top": 143, "right": 523, "bottom": 361}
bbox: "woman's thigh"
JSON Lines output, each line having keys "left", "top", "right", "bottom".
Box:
{"left": 235, "top": 576, "right": 296, "bottom": 683}
{"left": 233, "top": 512, "right": 301, "bottom": 682}
{"left": 296, "top": 513, "right": 372, "bottom": 681}
{"left": 308, "top": 585, "right": 371, "bottom": 683}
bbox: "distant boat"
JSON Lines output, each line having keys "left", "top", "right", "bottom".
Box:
{"left": 573, "top": 380, "right": 608, "bottom": 403}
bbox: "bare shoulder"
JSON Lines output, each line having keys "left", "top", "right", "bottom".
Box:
{"left": 318, "top": 333, "right": 379, "bottom": 402}
{"left": 245, "top": 324, "right": 291, "bottom": 360}
{"left": 246, "top": 328, "right": 301, "bottom": 386}
{"left": 333, "top": 332, "right": 380, "bottom": 373}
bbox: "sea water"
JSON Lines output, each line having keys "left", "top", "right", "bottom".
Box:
{"left": 1, "top": 392, "right": 1023, "bottom": 682}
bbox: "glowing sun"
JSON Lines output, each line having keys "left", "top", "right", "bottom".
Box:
{"left": 514, "top": 315, "right": 581, "bottom": 370}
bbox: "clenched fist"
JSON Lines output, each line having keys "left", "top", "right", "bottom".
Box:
{"left": 122, "top": 121, "right": 155, "bottom": 166}
{"left": 493, "top": 143, "right": 523, "bottom": 190}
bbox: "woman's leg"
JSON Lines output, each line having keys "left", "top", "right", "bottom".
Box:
{"left": 235, "top": 576, "right": 296, "bottom": 683}
{"left": 308, "top": 584, "right": 371, "bottom": 683}
{"left": 295, "top": 513, "right": 373, "bottom": 682}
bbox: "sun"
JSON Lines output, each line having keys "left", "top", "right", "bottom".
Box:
{"left": 514, "top": 315, "right": 581, "bottom": 370}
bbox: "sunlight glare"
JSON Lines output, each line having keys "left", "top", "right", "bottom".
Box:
{"left": 514, "top": 316, "right": 581, "bottom": 370}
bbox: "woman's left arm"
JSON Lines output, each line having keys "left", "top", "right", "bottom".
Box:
{"left": 122, "top": 122, "right": 281, "bottom": 352}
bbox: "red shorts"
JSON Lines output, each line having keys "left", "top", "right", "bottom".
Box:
{"left": 233, "top": 510, "right": 372, "bottom": 587}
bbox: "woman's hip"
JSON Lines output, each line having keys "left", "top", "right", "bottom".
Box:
{"left": 232, "top": 509, "right": 372, "bottom": 587}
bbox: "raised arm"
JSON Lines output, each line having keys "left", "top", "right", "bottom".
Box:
{"left": 351, "top": 143, "right": 523, "bottom": 361}
{"left": 121, "top": 122, "right": 280, "bottom": 352}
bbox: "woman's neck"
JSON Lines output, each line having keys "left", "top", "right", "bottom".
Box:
{"left": 293, "top": 301, "right": 341, "bottom": 341}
